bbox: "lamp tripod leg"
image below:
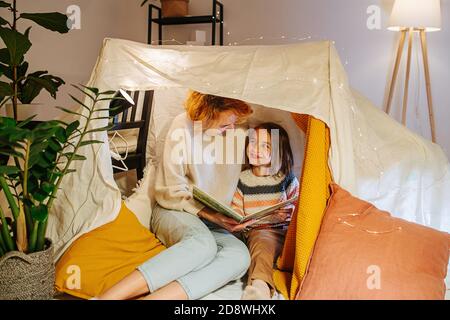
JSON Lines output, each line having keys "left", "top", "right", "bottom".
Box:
{"left": 420, "top": 30, "right": 437, "bottom": 143}
{"left": 385, "top": 30, "right": 407, "bottom": 115}
{"left": 402, "top": 28, "right": 413, "bottom": 125}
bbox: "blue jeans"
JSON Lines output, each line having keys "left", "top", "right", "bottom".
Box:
{"left": 137, "top": 205, "right": 251, "bottom": 300}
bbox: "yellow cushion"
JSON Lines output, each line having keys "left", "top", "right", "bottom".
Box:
{"left": 274, "top": 114, "right": 332, "bottom": 299}
{"left": 55, "top": 202, "right": 165, "bottom": 299}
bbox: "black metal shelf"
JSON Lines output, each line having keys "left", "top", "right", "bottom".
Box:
{"left": 148, "top": 0, "right": 224, "bottom": 45}
{"left": 152, "top": 15, "right": 221, "bottom": 26}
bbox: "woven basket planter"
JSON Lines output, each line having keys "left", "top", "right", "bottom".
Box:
{"left": 0, "top": 239, "right": 55, "bottom": 300}
{"left": 161, "top": 0, "right": 189, "bottom": 17}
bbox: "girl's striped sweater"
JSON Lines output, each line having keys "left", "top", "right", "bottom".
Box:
{"left": 231, "top": 169, "right": 300, "bottom": 229}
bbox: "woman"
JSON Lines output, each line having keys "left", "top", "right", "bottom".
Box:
{"left": 97, "top": 91, "right": 254, "bottom": 300}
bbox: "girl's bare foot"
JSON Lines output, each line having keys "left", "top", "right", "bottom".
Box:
{"left": 241, "top": 279, "right": 271, "bottom": 300}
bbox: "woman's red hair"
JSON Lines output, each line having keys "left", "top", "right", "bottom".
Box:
{"left": 185, "top": 91, "right": 252, "bottom": 127}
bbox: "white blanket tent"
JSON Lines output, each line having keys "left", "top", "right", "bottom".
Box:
{"left": 47, "top": 38, "right": 450, "bottom": 267}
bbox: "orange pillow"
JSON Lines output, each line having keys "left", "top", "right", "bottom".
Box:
{"left": 55, "top": 202, "right": 165, "bottom": 299}
{"left": 298, "top": 183, "right": 450, "bottom": 300}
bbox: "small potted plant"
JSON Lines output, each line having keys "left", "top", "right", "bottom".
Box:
{"left": 0, "top": 1, "right": 120, "bottom": 300}
{"left": 141, "top": 0, "right": 190, "bottom": 18}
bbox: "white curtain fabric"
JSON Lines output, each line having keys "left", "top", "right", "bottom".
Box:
{"left": 47, "top": 38, "right": 450, "bottom": 260}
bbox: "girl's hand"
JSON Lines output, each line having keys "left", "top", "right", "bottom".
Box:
{"left": 273, "top": 204, "right": 295, "bottom": 223}
{"left": 214, "top": 214, "right": 255, "bottom": 233}
{"left": 199, "top": 208, "right": 255, "bottom": 233}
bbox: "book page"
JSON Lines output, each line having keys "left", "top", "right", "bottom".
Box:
{"left": 192, "top": 186, "right": 244, "bottom": 222}
{"left": 193, "top": 185, "right": 298, "bottom": 224}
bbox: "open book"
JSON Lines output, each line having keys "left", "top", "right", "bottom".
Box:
{"left": 193, "top": 185, "right": 298, "bottom": 224}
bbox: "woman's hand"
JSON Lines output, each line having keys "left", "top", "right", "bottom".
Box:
{"left": 273, "top": 204, "right": 295, "bottom": 223}
{"left": 198, "top": 208, "right": 255, "bottom": 233}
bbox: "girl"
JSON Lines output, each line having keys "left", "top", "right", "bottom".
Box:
{"left": 231, "top": 123, "right": 300, "bottom": 300}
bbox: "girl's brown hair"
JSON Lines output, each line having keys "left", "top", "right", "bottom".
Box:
{"left": 246, "top": 122, "right": 294, "bottom": 177}
{"left": 185, "top": 91, "right": 252, "bottom": 128}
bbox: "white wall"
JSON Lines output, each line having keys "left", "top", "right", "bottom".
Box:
{"left": 4, "top": 0, "right": 449, "bottom": 157}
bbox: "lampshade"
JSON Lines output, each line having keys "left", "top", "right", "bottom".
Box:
{"left": 388, "top": 0, "right": 441, "bottom": 32}
{"left": 119, "top": 89, "right": 135, "bottom": 105}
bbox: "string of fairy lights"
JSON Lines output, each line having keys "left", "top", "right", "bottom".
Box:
{"left": 103, "top": 33, "right": 450, "bottom": 231}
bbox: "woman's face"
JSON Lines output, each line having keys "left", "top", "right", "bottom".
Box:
{"left": 247, "top": 129, "right": 272, "bottom": 166}
{"left": 206, "top": 110, "right": 238, "bottom": 135}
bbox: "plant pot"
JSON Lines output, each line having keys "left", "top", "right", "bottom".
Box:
{"left": 161, "top": 0, "right": 189, "bottom": 18}
{"left": 0, "top": 239, "right": 55, "bottom": 300}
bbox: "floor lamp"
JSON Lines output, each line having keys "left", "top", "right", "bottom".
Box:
{"left": 385, "top": 0, "right": 441, "bottom": 143}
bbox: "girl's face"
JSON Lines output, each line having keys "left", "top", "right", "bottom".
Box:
{"left": 247, "top": 129, "right": 272, "bottom": 166}
{"left": 206, "top": 110, "right": 237, "bottom": 136}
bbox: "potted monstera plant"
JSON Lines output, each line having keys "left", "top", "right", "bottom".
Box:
{"left": 0, "top": 1, "right": 120, "bottom": 300}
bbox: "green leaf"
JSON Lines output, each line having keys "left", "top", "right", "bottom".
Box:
{"left": 20, "top": 12, "right": 70, "bottom": 34}
{"left": 71, "top": 84, "right": 95, "bottom": 101}
{"left": 99, "top": 90, "right": 117, "bottom": 96}
{"left": 0, "top": 149, "right": 24, "bottom": 159}
{"left": 33, "top": 153, "right": 51, "bottom": 169}
{"left": 55, "top": 126, "right": 67, "bottom": 143}
{"left": 63, "top": 152, "right": 86, "bottom": 161}
{"left": 0, "top": 1, "right": 10, "bottom": 8}
{"left": 42, "top": 148, "right": 57, "bottom": 163}
{"left": 30, "top": 205, "right": 48, "bottom": 222}
{"left": 0, "top": 81, "right": 12, "bottom": 96}
{"left": 92, "top": 116, "right": 111, "bottom": 120}
{"left": 79, "top": 84, "right": 99, "bottom": 95}
{"left": 73, "top": 154, "right": 86, "bottom": 161}
{"left": 66, "top": 120, "right": 80, "bottom": 137}
{"left": 0, "top": 16, "right": 8, "bottom": 26}
{"left": 33, "top": 190, "right": 50, "bottom": 202}
{"left": 19, "top": 72, "right": 65, "bottom": 103}
{"left": 0, "top": 63, "right": 8, "bottom": 79}
{"left": 0, "top": 48, "right": 9, "bottom": 64}
{"left": 47, "top": 137, "right": 62, "bottom": 152}
{"left": 0, "top": 60, "right": 28, "bottom": 81}
{"left": 0, "top": 27, "right": 32, "bottom": 66}
{"left": 0, "top": 165, "right": 19, "bottom": 175}
{"left": 0, "top": 116, "right": 16, "bottom": 127}
{"left": 23, "top": 27, "right": 31, "bottom": 39}
{"left": 97, "top": 97, "right": 124, "bottom": 103}
{"left": 16, "top": 114, "right": 37, "bottom": 128}
{"left": 79, "top": 140, "right": 103, "bottom": 147}
{"left": 55, "top": 106, "right": 83, "bottom": 117}
{"left": 41, "top": 182, "right": 53, "bottom": 195}
{"left": 69, "top": 94, "right": 89, "bottom": 111}
{"left": 29, "top": 75, "right": 62, "bottom": 97}
{"left": 17, "top": 61, "right": 28, "bottom": 78}
{"left": 85, "top": 125, "right": 114, "bottom": 134}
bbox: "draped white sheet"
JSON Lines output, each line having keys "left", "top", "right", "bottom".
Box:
{"left": 47, "top": 38, "right": 450, "bottom": 260}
